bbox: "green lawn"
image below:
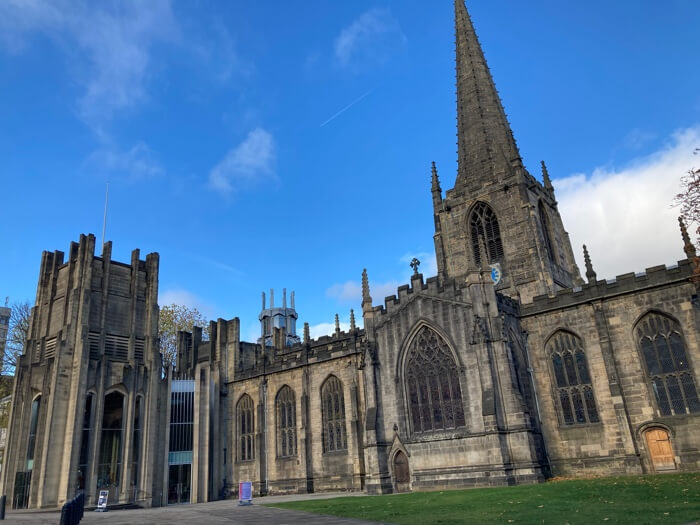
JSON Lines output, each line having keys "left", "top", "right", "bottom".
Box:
{"left": 268, "top": 473, "right": 700, "bottom": 524}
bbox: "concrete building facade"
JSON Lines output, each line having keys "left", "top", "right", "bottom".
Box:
{"left": 2, "top": 0, "right": 699, "bottom": 510}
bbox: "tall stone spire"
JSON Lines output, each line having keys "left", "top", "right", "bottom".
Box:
{"left": 362, "top": 268, "right": 373, "bottom": 313}
{"left": 541, "top": 160, "right": 554, "bottom": 195}
{"left": 454, "top": 0, "right": 521, "bottom": 186}
{"left": 431, "top": 161, "right": 442, "bottom": 209}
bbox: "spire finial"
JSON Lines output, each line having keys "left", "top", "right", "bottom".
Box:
{"left": 334, "top": 313, "right": 341, "bottom": 336}
{"left": 679, "top": 216, "right": 697, "bottom": 260}
{"left": 541, "top": 160, "right": 554, "bottom": 194}
{"left": 303, "top": 322, "right": 310, "bottom": 344}
{"left": 583, "top": 244, "right": 597, "bottom": 283}
{"left": 362, "top": 268, "right": 372, "bottom": 309}
{"left": 349, "top": 309, "right": 356, "bottom": 331}
{"left": 454, "top": 0, "right": 521, "bottom": 186}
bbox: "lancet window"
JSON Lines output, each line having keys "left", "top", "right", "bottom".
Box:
{"left": 237, "top": 394, "right": 255, "bottom": 461}
{"left": 405, "top": 326, "right": 465, "bottom": 434}
{"left": 538, "top": 201, "right": 556, "bottom": 264}
{"left": 636, "top": 312, "right": 700, "bottom": 416}
{"left": 321, "top": 376, "right": 347, "bottom": 453}
{"left": 548, "top": 331, "right": 599, "bottom": 425}
{"left": 276, "top": 386, "right": 297, "bottom": 457}
{"left": 469, "top": 202, "right": 504, "bottom": 268}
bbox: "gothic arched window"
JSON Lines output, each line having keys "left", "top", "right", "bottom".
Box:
{"left": 321, "top": 376, "right": 347, "bottom": 453}
{"left": 636, "top": 312, "right": 700, "bottom": 416}
{"left": 237, "top": 394, "right": 255, "bottom": 461}
{"left": 548, "top": 331, "right": 599, "bottom": 425}
{"left": 276, "top": 385, "right": 297, "bottom": 457}
{"left": 405, "top": 326, "right": 465, "bottom": 434}
{"left": 538, "top": 201, "right": 556, "bottom": 264}
{"left": 470, "top": 202, "right": 504, "bottom": 268}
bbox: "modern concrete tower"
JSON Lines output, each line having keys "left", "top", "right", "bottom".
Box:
{"left": 1, "top": 235, "right": 164, "bottom": 509}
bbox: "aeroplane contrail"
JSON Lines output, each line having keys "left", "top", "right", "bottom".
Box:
{"left": 320, "top": 88, "right": 375, "bottom": 127}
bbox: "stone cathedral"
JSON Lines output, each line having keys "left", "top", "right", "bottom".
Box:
{"left": 3, "top": 0, "right": 699, "bottom": 510}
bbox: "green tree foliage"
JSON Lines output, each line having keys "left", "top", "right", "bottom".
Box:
{"left": 159, "top": 303, "right": 209, "bottom": 371}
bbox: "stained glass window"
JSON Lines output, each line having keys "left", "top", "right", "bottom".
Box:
{"left": 321, "top": 376, "right": 347, "bottom": 453}
{"left": 276, "top": 386, "right": 296, "bottom": 457}
{"left": 637, "top": 312, "right": 699, "bottom": 416}
{"left": 547, "top": 331, "right": 599, "bottom": 425}
{"left": 406, "top": 326, "right": 465, "bottom": 434}
{"left": 237, "top": 394, "right": 254, "bottom": 461}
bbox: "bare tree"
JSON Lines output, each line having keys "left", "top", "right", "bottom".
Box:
{"left": 1, "top": 300, "right": 31, "bottom": 397}
{"left": 675, "top": 148, "right": 700, "bottom": 246}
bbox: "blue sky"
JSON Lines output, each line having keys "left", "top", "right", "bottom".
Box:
{"left": 1, "top": 1, "right": 699, "bottom": 341}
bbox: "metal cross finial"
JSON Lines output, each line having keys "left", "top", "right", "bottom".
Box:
{"left": 410, "top": 257, "right": 421, "bottom": 275}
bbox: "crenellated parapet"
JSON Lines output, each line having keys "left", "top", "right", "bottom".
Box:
{"left": 521, "top": 259, "right": 694, "bottom": 316}
{"left": 368, "top": 274, "right": 469, "bottom": 318}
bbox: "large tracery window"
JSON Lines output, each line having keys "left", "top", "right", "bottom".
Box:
{"left": 405, "top": 326, "right": 465, "bottom": 434}
{"left": 321, "top": 376, "right": 347, "bottom": 453}
{"left": 636, "top": 312, "right": 700, "bottom": 416}
{"left": 276, "top": 385, "right": 297, "bottom": 457}
{"left": 470, "top": 202, "right": 504, "bottom": 268}
{"left": 237, "top": 394, "right": 255, "bottom": 461}
{"left": 548, "top": 331, "right": 599, "bottom": 425}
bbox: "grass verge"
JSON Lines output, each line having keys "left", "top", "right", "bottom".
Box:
{"left": 268, "top": 473, "right": 700, "bottom": 524}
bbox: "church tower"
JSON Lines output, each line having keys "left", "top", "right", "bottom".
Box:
{"left": 432, "top": 0, "right": 583, "bottom": 302}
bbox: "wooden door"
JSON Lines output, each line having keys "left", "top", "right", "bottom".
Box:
{"left": 393, "top": 451, "right": 410, "bottom": 492}
{"left": 645, "top": 429, "right": 676, "bottom": 471}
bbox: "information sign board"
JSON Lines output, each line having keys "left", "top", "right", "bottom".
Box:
{"left": 238, "top": 481, "right": 253, "bottom": 505}
{"left": 96, "top": 490, "right": 109, "bottom": 512}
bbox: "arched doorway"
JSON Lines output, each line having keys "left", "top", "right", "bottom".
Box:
{"left": 393, "top": 451, "right": 410, "bottom": 493}
{"left": 645, "top": 428, "right": 676, "bottom": 471}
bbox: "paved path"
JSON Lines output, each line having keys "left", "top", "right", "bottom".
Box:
{"left": 5, "top": 492, "right": 389, "bottom": 525}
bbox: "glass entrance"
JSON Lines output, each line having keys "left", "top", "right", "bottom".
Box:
{"left": 168, "top": 464, "right": 191, "bottom": 504}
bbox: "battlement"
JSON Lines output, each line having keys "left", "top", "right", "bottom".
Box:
{"left": 521, "top": 259, "right": 693, "bottom": 316}
{"left": 371, "top": 274, "right": 468, "bottom": 316}
{"left": 234, "top": 327, "right": 365, "bottom": 381}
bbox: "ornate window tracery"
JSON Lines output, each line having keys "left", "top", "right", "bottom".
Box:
{"left": 237, "top": 394, "right": 255, "bottom": 461}
{"left": 469, "top": 202, "right": 504, "bottom": 267}
{"left": 636, "top": 312, "right": 700, "bottom": 416}
{"left": 548, "top": 331, "right": 599, "bottom": 425}
{"left": 405, "top": 326, "right": 465, "bottom": 434}
{"left": 321, "top": 376, "right": 347, "bottom": 453}
{"left": 276, "top": 386, "right": 297, "bottom": 457}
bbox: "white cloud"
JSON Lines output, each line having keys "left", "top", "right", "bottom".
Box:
{"left": 84, "top": 142, "right": 163, "bottom": 181}
{"left": 334, "top": 8, "right": 405, "bottom": 69}
{"left": 326, "top": 278, "right": 401, "bottom": 305}
{"left": 159, "top": 288, "right": 218, "bottom": 320}
{"left": 556, "top": 126, "right": 700, "bottom": 280}
{"left": 309, "top": 320, "right": 360, "bottom": 339}
{"left": 209, "top": 128, "right": 276, "bottom": 195}
{"left": 0, "top": 0, "right": 178, "bottom": 125}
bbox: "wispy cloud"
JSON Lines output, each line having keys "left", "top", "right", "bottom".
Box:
{"left": 556, "top": 126, "right": 700, "bottom": 280}
{"left": 0, "top": 0, "right": 178, "bottom": 126}
{"left": 334, "top": 8, "right": 406, "bottom": 70}
{"left": 159, "top": 288, "right": 218, "bottom": 320}
{"left": 84, "top": 142, "right": 163, "bottom": 181}
{"left": 209, "top": 128, "right": 276, "bottom": 195}
{"left": 326, "top": 278, "right": 400, "bottom": 304}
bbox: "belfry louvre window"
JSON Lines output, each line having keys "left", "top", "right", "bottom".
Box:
{"left": 470, "top": 202, "right": 504, "bottom": 267}
{"left": 538, "top": 201, "right": 556, "bottom": 264}
{"left": 548, "top": 331, "right": 599, "bottom": 425}
{"left": 276, "top": 385, "right": 297, "bottom": 457}
{"left": 637, "top": 312, "right": 700, "bottom": 416}
{"left": 321, "top": 376, "right": 347, "bottom": 453}
{"left": 406, "top": 326, "right": 465, "bottom": 433}
{"left": 237, "top": 394, "right": 255, "bottom": 461}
